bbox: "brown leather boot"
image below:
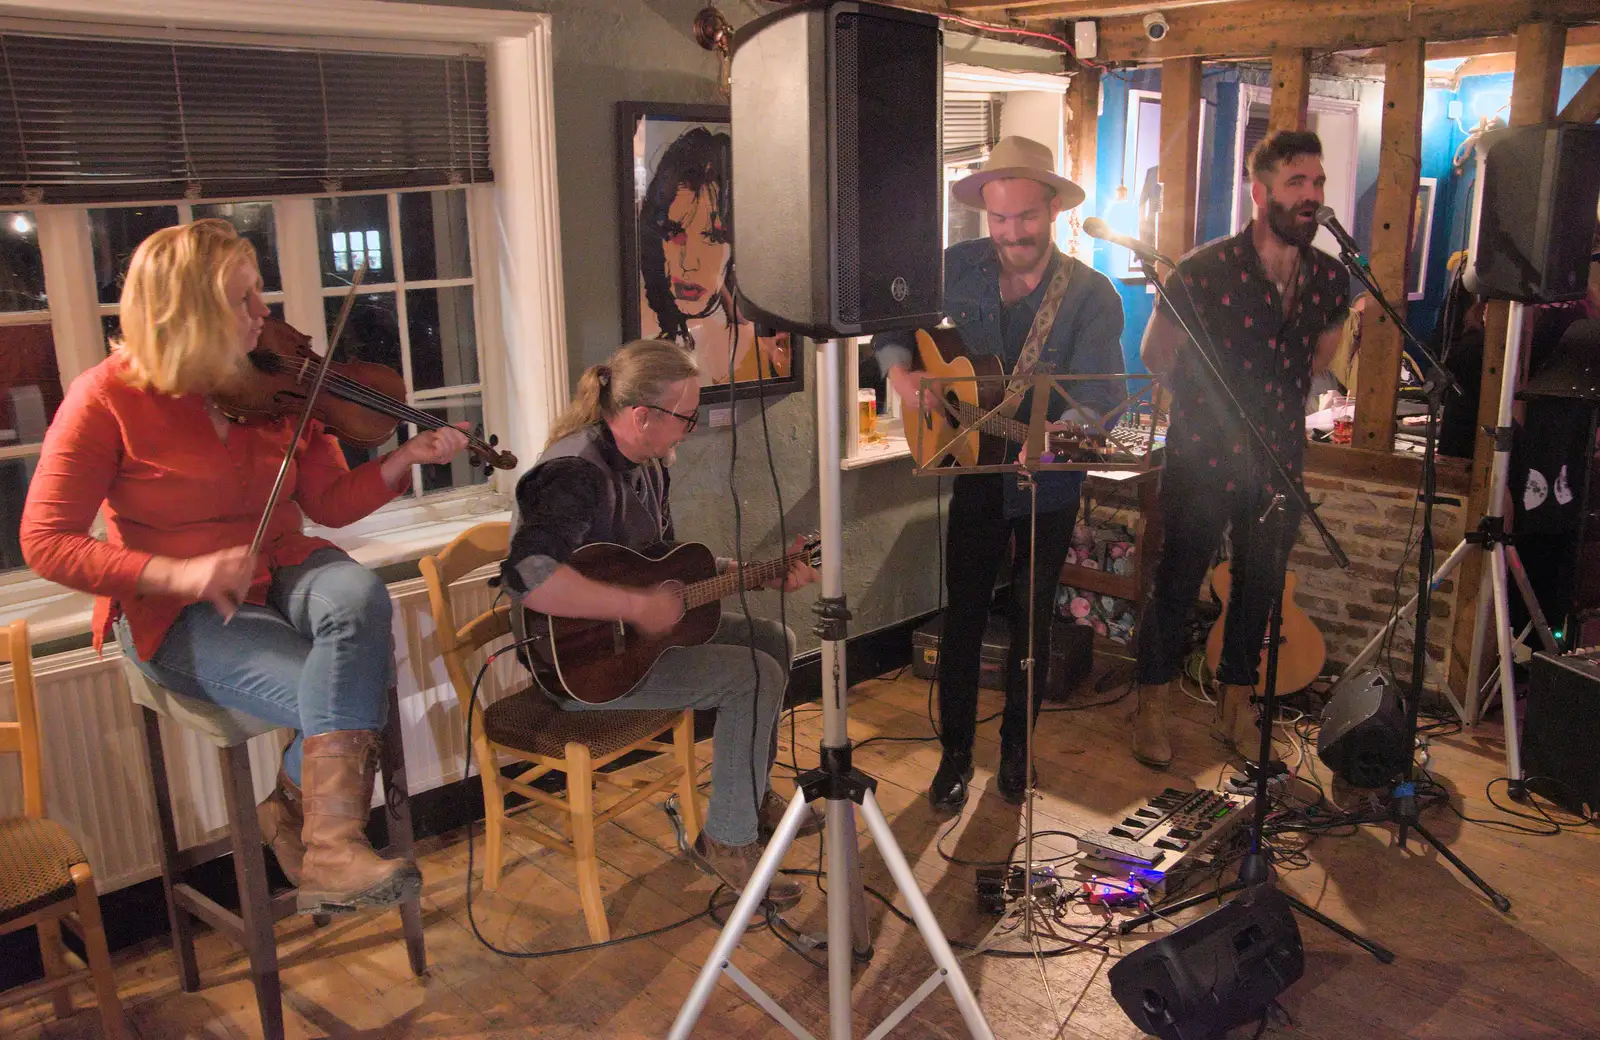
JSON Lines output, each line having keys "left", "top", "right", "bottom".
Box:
{"left": 690, "top": 833, "right": 803, "bottom": 911}
{"left": 296, "top": 730, "right": 420, "bottom": 915}
{"left": 1131, "top": 683, "right": 1173, "bottom": 769}
{"left": 757, "top": 789, "right": 823, "bottom": 841}
{"left": 256, "top": 768, "right": 305, "bottom": 886}
{"left": 1216, "top": 684, "right": 1261, "bottom": 757}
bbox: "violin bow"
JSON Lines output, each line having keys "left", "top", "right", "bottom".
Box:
{"left": 246, "top": 260, "right": 368, "bottom": 557}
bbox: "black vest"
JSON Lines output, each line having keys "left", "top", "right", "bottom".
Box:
{"left": 511, "top": 423, "right": 669, "bottom": 554}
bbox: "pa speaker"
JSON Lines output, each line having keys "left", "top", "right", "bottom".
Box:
{"left": 1525, "top": 652, "right": 1600, "bottom": 815}
{"left": 1109, "top": 885, "right": 1304, "bottom": 1040}
{"left": 729, "top": 1, "right": 944, "bottom": 338}
{"left": 1317, "top": 668, "right": 1409, "bottom": 788}
{"left": 1465, "top": 122, "right": 1600, "bottom": 303}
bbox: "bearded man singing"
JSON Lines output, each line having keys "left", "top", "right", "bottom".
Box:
{"left": 1129, "top": 130, "right": 1350, "bottom": 769}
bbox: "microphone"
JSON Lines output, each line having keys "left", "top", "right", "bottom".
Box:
{"left": 1081, "top": 217, "right": 1174, "bottom": 268}
{"left": 1313, "top": 206, "right": 1368, "bottom": 268}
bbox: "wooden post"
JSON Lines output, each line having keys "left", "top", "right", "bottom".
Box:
{"left": 1067, "top": 66, "right": 1100, "bottom": 255}
{"left": 1067, "top": 67, "right": 1099, "bottom": 196}
{"left": 1268, "top": 49, "right": 1311, "bottom": 134}
{"left": 1448, "top": 22, "right": 1567, "bottom": 698}
{"left": 1157, "top": 58, "right": 1203, "bottom": 264}
{"left": 1350, "top": 38, "right": 1424, "bottom": 453}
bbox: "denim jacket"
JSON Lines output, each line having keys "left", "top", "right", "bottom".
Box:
{"left": 872, "top": 238, "right": 1127, "bottom": 517}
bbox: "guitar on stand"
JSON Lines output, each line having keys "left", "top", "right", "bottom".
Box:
{"left": 1203, "top": 563, "right": 1326, "bottom": 694}
{"left": 513, "top": 537, "right": 821, "bottom": 704}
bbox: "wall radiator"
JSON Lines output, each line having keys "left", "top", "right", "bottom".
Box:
{"left": 0, "top": 570, "right": 521, "bottom": 893}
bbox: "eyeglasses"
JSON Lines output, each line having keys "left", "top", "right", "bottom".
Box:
{"left": 643, "top": 403, "right": 698, "bottom": 433}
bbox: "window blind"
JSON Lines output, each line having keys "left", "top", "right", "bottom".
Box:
{"left": 0, "top": 33, "right": 491, "bottom": 205}
{"left": 944, "top": 94, "right": 1000, "bottom": 164}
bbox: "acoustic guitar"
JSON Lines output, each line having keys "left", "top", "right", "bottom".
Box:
{"left": 907, "top": 326, "right": 1114, "bottom": 469}
{"left": 1203, "top": 562, "right": 1326, "bottom": 695}
{"left": 514, "top": 537, "right": 821, "bottom": 704}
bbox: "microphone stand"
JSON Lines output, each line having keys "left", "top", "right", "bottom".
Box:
{"left": 1115, "top": 256, "right": 1393, "bottom": 964}
{"left": 1327, "top": 244, "right": 1512, "bottom": 911}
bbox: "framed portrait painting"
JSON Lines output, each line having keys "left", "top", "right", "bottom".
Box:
{"left": 616, "top": 101, "right": 802, "bottom": 403}
{"left": 1407, "top": 176, "right": 1437, "bottom": 301}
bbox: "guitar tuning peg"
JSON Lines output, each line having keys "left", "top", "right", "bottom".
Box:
{"left": 488, "top": 433, "right": 499, "bottom": 447}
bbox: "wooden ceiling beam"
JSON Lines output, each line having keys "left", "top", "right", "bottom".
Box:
{"left": 1092, "top": 0, "right": 1600, "bottom": 62}
{"left": 1452, "top": 42, "right": 1600, "bottom": 81}
{"left": 1426, "top": 23, "right": 1600, "bottom": 60}
{"left": 947, "top": 0, "right": 1228, "bottom": 15}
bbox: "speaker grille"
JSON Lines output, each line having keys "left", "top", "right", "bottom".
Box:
{"left": 834, "top": 13, "right": 862, "bottom": 323}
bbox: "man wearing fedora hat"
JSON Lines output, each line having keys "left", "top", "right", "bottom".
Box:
{"left": 872, "top": 135, "right": 1126, "bottom": 809}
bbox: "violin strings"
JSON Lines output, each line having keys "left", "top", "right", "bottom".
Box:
{"left": 265, "top": 353, "right": 492, "bottom": 452}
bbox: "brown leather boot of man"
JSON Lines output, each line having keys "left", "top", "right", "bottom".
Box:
{"left": 690, "top": 833, "right": 803, "bottom": 911}
{"left": 1131, "top": 683, "right": 1173, "bottom": 769}
{"left": 1216, "top": 684, "right": 1261, "bottom": 757}
{"left": 256, "top": 767, "right": 305, "bottom": 885}
{"left": 757, "top": 789, "right": 823, "bottom": 842}
{"left": 296, "top": 730, "right": 421, "bottom": 915}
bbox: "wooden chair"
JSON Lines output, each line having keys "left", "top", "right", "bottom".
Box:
{"left": 0, "top": 619, "right": 127, "bottom": 1038}
{"left": 420, "top": 521, "right": 702, "bottom": 943}
{"left": 122, "top": 662, "right": 425, "bottom": 1040}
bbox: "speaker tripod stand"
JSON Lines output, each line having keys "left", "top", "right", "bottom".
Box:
{"left": 669, "top": 338, "right": 994, "bottom": 1040}
{"left": 1339, "top": 298, "right": 1558, "bottom": 793}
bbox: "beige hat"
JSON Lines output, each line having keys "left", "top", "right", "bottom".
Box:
{"left": 951, "top": 135, "right": 1086, "bottom": 212}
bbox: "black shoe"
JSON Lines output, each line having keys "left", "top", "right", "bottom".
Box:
{"left": 928, "top": 750, "right": 974, "bottom": 811}
{"left": 997, "top": 744, "right": 1030, "bottom": 804}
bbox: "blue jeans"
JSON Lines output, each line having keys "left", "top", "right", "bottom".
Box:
{"left": 117, "top": 548, "right": 394, "bottom": 785}
{"left": 562, "top": 611, "right": 792, "bottom": 847}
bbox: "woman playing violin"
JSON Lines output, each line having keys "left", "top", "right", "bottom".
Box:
{"left": 21, "top": 219, "right": 470, "bottom": 915}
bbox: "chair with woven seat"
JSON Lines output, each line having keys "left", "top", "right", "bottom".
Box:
{"left": 122, "top": 656, "right": 425, "bottom": 1040}
{"left": 0, "top": 619, "right": 127, "bottom": 1039}
{"left": 420, "top": 521, "right": 702, "bottom": 943}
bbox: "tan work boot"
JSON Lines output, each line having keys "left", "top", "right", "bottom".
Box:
{"left": 758, "top": 789, "right": 824, "bottom": 842}
{"left": 1131, "top": 683, "right": 1173, "bottom": 769}
{"left": 1215, "top": 684, "right": 1262, "bottom": 757}
{"left": 256, "top": 767, "right": 305, "bottom": 886}
{"left": 296, "top": 730, "right": 421, "bottom": 915}
{"left": 690, "top": 833, "right": 803, "bottom": 911}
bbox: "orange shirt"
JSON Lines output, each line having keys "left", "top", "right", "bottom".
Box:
{"left": 20, "top": 354, "right": 404, "bottom": 659}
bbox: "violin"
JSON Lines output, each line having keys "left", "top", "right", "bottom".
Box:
{"left": 215, "top": 317, "right": 517, "bottom": 473}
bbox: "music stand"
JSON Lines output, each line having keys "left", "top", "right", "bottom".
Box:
{"left": 908, "top": 367, "right": 1161, "bottom": 951}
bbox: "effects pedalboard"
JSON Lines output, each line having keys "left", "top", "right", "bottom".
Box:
{"left": 1075, "top": 787, "right": 1252, "bottom": 878}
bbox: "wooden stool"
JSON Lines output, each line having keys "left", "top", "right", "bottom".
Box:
{"left": 122, "top": 659, "right": 426, "bottom": 1040}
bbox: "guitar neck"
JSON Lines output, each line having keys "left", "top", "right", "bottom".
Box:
{"left": 682, "top": 550, "right": 805, "bottom": 609}
{"left": 953, "top": 399, "right": 1029, "bottom": 443}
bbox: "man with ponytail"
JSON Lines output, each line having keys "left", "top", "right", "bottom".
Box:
{"left": 501, "top": 339, "right": 818, "bottom": 909}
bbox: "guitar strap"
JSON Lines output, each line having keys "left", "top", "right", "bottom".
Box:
{"left": 1005, "top": 249, "right": 1076, "bottom": 404}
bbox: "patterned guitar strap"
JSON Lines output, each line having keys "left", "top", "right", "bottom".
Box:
{"left": 1004, "top": 248, "right": 1076, "bottom": 406}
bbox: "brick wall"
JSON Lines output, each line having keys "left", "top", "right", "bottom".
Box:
{"left": 1289, "top": 472, "right": 1463, "bottom": 688}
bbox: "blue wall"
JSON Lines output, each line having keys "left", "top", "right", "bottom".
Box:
{"left": 1091, "top": 67, "right": 1249, "bottom": 373}
{"left": 1090, "top": 63, "right": 1599, "bottom": 371}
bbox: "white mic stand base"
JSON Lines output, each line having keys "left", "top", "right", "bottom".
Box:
{"left": 667, "top": 337, "right": 995, "bottom": 1040}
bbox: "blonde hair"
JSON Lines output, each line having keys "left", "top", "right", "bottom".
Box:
{"left": 545, "top": 339, "right": 699, "bottom": 448}
{"left": 115, "top": 219, "right": 259, "bottom": 394}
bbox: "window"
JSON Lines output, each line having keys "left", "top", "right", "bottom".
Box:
{"left": 90, "top": 202, "right": 287, "bottom": 348}
{"left": 316, "top": 189, "right": 486, "bottom": 498}
{"left": 0, "top": 211, "right": 63, "bottom": 571}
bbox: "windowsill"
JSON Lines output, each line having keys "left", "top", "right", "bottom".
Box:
{"left": 841, "top": 433, "right": 912, "bottom": 471}
{"left": 0, "top": 502, "right": 512, "bottom": 654}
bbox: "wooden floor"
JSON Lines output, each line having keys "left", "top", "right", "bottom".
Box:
{"left": 7, "top": 666, "right": 1600, "bottom": 1040}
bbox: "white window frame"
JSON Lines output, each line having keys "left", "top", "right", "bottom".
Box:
{"left": 0, "top": 0, "right": 567, "bottom": 639}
